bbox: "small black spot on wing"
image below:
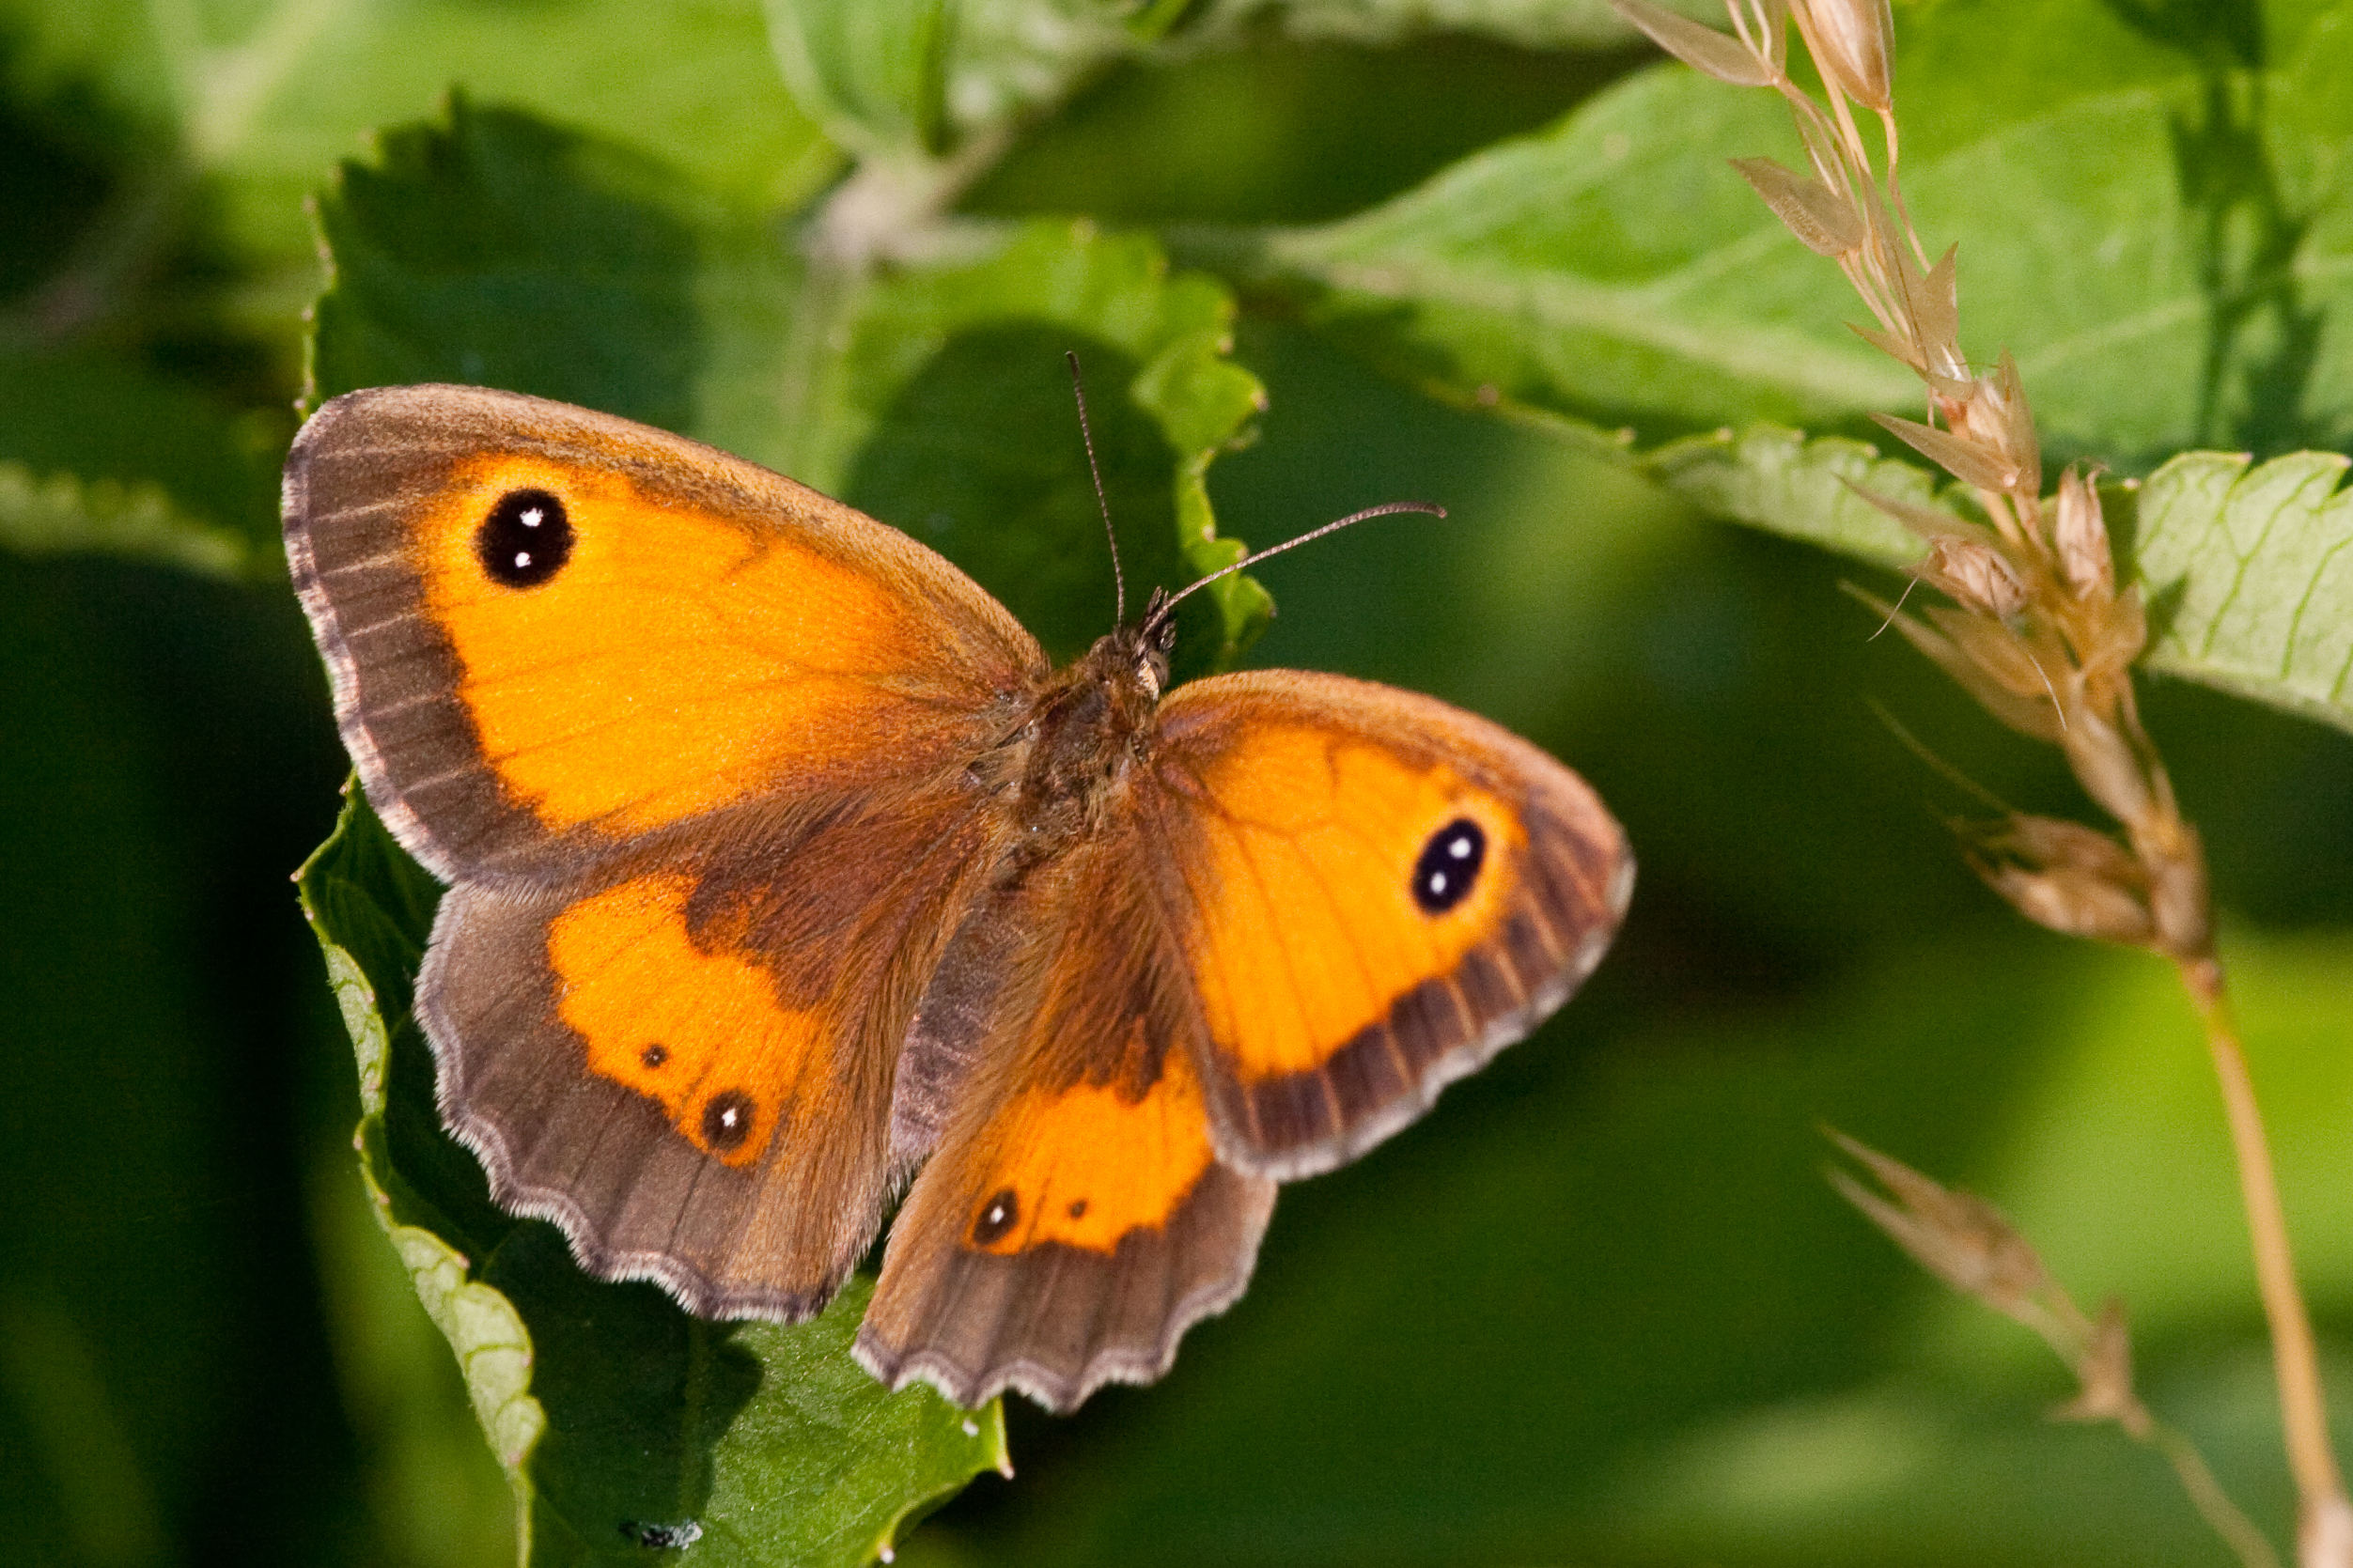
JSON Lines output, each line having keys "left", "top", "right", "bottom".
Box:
{"left": 477, "top": 489, "right": 572, "bottom": 587}
{"left": 1411, "top": 817, "right": 1486, "bottom": 913}
{"left": 640, "top": 1043, "right": 668, "bottom": 1069}
{"left": 701, "top": 1089, "right": 754, "bottom": 1150}
{"left": 972, "top": 1188, "right": 1020, "bottom": 1246}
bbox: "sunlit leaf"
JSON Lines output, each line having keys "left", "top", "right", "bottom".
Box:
{"left": 0, "top": 462, "right": 249, "bottom": 578}
{"left": 2132, "top": 449, "right": 2353, "bottom": 736}
{"left": 1226, "top": 0, "right": 2353, "bottom": 463}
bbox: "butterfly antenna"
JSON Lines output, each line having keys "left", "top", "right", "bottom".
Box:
{"left": 1067, "top": 350, "right": 1125, "bottom": 626}
{"left": 1142, "top": 500, "right": 1446, "bottom": 639}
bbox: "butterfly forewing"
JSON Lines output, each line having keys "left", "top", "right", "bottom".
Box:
{"left": 1140, "top": 671, "right": 1633, "bottom": 1180}
{"left": 284, "top": 384, "right": 1046, "bottom": 884}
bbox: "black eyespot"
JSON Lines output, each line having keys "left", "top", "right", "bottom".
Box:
{"left": 476, "top": 488, "right": 572, "bottom": 587}
{"left": 640, "top": 1043, "right": 668, "bottom": 1069}
{"left": 1411, "top": 816, "right": 1487, "bottom": 914}
{"left": 972, "top": 1188, "right": 1020, "bottom": 1246}
{"left": 701, "top": 1090, "right": 754, "bottom": 1151}
{"left": 1067, "top": 1198, "right": 1088, "bottom": 1219}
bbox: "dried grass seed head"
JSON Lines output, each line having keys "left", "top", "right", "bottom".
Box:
{"left": 1795, "top": 0, "right": 1893, "bottom": 111}
{"left": 1613, "top": 0, "right": 1784, "bottom": 85}
{"left": 1920, "top": 535, "right": 2028, "bottom": 619}
{"left": 1827, "top": 1130, "right": 2051, "bottom": 1312}
{"left": 1733, "top": 156, "right": 1866, "bottom": 255}
{"left": 2050, "top": 1298, "right": 2149, "bottom": 1438}
{"left": 1963, "top": 814, "right": 2157, "bottom": 945}
{"left": 2054, "top": 465, "right": 2114, "bottom": 599}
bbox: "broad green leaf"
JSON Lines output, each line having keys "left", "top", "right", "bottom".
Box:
{"left": 0, "top": 462, "right": 249, "bottom": 578}
{"left": 2132, "top": 449, "right": 2353, "bottom": 735}
{"left": 312, "top": 99, "right": 1270, "bottom": 671}
{"left": 765, "top": 0, "right": 1671, "bottom": 214}
{"left": 763, "top": 0, "right": 953, "bottom": 156}
{"left": 0, "top": 0, "right": 832, "bottom": 262}
{"left": 1637, "top": 424, "right": 1935, "bottom": 570}
{"left": 1625, "top": 426, "right": 2353, "bottom": 737}
{"left": 296, "top": 788, "right": 1010, "bottom": 1567}
{"left": 1223, "top": 0, "right": 2353, "bottom": 464}
{"left": 1190, "top": 0, "right": 1703, "bottom": 49}
{"left": 0, "top": 348, "right": 283, "bottom": 570}
{"left": 768, "top": 0, "right": 1193, "bottom": 157}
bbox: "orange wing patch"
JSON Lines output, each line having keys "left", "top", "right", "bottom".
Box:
{"left": 961, "top": 1027, "right": 1214, "bottom": 1255}
{"left": 414, "top": 453, "right": 947, "bottom": 834}
{"left": 1162, "top": 723, "right": 1525, "bottom": 1082}
{"left": 548, "top": 872, "right": 820, "bottom": 1166}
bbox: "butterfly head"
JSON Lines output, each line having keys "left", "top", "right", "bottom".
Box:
{"left": 1126, "top": 589, "right": 1179, "bottom": 698}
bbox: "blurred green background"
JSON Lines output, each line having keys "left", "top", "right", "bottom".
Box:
{"left": 7, "top": 1, "right": 2353, "bottom": 1564}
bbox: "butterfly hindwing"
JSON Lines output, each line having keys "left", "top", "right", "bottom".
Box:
{"left": 1139, "top": 671, "right": 1633, "bottom": 1180}
{"left": 857, "top": 831, "right": 1276, "bottom": 1412}
{"left": 284, "top": 384, "right": 1046, "bottom": 884}
{"left": 420, "top": 780, "right": 1016, "bottom": 1318}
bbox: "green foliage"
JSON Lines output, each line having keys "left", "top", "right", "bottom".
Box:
{"left": 2135, "top": 449, "right": 2353, "bottom": 733}
{"left": 8, "top": 0, "right": 2353, "bottom": 1564}
{"left": 298, "top": 788, "right": 1009, "bottom": 1565}
{"left": 0, "top": 459, "right": 248, "bottom": 577}
{"left": 1236, "top": 0, "right": 2353, "bottom": 463}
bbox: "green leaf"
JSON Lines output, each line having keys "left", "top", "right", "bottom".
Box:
{"left": 2132, "top": 449, "right": 2353, "bottom": 735}
{"left": 763, "top": 0, "right": 953, "bottom": 156}
{"left": 1221, "top": 0, "right": 2353, "bottom": 463}
{"left": 770, "top": 0, "right": 1208, "bottom": 163}
{"left": 1622, "top": 425, "right": 2353, "bottom": 737}
{"left": 296, "top": 787, "right": 1010, "bottom": 1567}
{"left": 0, "top": 462, "right": 249, "bottom": 578}
{"left": 766, "top": 0, "right": 1650, "bottom": 201}
{"left": 0, "top": 348, "right": 284, "bottom": 572}
{"left": 1636, "top": 424, "right": 1938, "bottom": 570}
{"left": 803, "top": 221, "right": 1273, "bottom": 673}
{"left": 1189, "top": 0, "right": 1687, "bottom": 49}
{"left": 312, "top": 99, "right": 1270, "bottom": 671}
{"left": 0, "top": 0, "right": 833, "bottom": 262}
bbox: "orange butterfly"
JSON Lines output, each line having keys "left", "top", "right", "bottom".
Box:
{"left": 284, "top": 382, "right": 1631, "bottom": 1411}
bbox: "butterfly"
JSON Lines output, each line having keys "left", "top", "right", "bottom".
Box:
{"left": 283, "top": 381, "right": 1632, "bottom": 1412}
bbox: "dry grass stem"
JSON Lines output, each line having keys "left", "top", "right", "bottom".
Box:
{"left": 1829, "top": 1133, "right": 2282, "bottom": 1568}
{"left": 1613, "top": 1, "right": 2352, "bottom": 1558}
